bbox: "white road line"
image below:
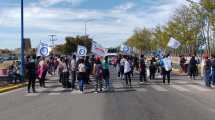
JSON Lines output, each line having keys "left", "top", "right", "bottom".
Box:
{"left": 71, "top": 90, "right": 83, "bottom": 95}
{"left": 186, "top": 85, "right": 211, "bottom": 92}
{"left": 36, "top": 87, "right": 49, "bottom": 93}
{"left": 151, "top": 85, "right": 168, "bottom": 92}
{"left": 174, "top": 81, "right": 189, "bottom": 84}
{"left": 112, "top": 83, "right": 124, "bottom": 89}
{"left": 25, "top": 93, "right": 40, "bottom": 96}
{"left": 136, "top": 88, "right": 147, "bottom": 92}
{"left": 48, "top": 87, "right": 64, "bottom": 95}
{"left": 170, "top": 85, "right": 190, "bottom": 92}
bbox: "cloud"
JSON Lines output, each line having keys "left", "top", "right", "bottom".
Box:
{"left": 0, "top": 0, "right": 189, "bottom": 49}
{"left": 39, "top": 0, "right": 86, "bottom": 7}
{"left": 112, "top": 2, "right": 136, "bottom": 13}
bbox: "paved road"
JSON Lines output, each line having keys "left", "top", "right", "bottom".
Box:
{"left": 1, "top": 67, "right": 215, "bottom": 120}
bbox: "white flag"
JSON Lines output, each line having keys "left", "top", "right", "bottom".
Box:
{"left": 91, "top": 41, "right": 106, "bottom": 56}
{"left": 77, "top": 45, "right": 87, "bottom": 56}
{"left": 36, "top": 42, "right": 51, "bottom": 57}
{"left": 167, "top": 37, "right": 181, "bottom": 49}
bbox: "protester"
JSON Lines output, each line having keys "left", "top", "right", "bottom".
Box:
{"left": 149, "top": 57, "right": 156, "bottom": 80}
{"left": 8, "top": 61, "right": 17, "bottom": 84}
{"left": 70, "top": 55, "right": 77, "bottom": 89}
{"left": 93, "top": 57, "right": 103, "bottom": 93}
{"left": 188, "top": 55, "right": 198, "bottom": 80}
{"left": 203, "top": 55, "right": 212, "bottom": 87}
{"left": 85, "top": 56, "right": 91, "bottom": 84}
{"left": 61, "top": 58, "right": 71, "bottom": 88}
{"left": 119, "top": 55, "right": 126, "bottom": 80}
{"left": 38, "top": 57, "right": 48, "bottom": 88}
{"left": 211, "top": 54, "right": 215, "bottom": 85}
{"left": 102, "top": 56, "right": 111, "bottom": 90}
{"left": 180, "top": 55, "right": 186, "bottom": 73}
{"left": 139, "top": 54, "right": 147, "bottom": 83}
{"left": 78, "top": 58, "right": 86, "bottom": 93}
{"left": 161, "top": 54, "right": 172, "bottom": 84}
{"left": 26, "top": 56, "right": 36, "bottom": 93}
{"left": 124, "top": 56, "right": 132, "bottom": 87}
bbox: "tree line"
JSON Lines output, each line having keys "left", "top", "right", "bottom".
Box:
{"left": 127, "top": 0, "right": 215, "bottom": 56}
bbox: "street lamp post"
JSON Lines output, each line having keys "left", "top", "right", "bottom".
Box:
{"left": 20, "top": 0, "right": 25, "bottom": 81}
{"left": 49, "top": 34, "right": 57, "bottom": 48}
{"left": 84, "top": 19, "right": 94, "bottom": 36}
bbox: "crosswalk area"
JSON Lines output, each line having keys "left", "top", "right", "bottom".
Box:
{"left": 1, "top": 79, "right": 214, "bottom": 97}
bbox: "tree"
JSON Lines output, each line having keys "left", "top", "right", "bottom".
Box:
{"left": 127, "top": 28, "right": 153, "bottom": 53}
{"left": 54, "top": 35, "right": 93, "bottom": 55}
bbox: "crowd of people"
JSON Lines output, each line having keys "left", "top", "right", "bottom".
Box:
{"left": 24, "top": 52, "right": 215, "bottom": 94}
{"left": 180, "top": 54, "right": 215, "bottom": 87}
{"left": 24, "top": 53, "right": 174, "bottom": 93}
{"left": 25, "top": 55, "right": 112, "bottom": 93}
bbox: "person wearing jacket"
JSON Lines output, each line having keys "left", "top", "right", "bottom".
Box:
{"left": 26, "top": 56, "right": 36, "bottom": 93}
{"left": 160, "top": 54, "right": 172, "bottom": 84}
{"left": 188, "top": 56, "right": 198, "bottom": 80}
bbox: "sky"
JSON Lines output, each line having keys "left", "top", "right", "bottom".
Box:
{"left": 0, "top": 0, "right": 196, "bottom": 49}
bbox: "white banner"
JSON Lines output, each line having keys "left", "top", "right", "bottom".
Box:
{"left": 91, "top": 41, "right": 106, "bottom": 56}
{"left": 167, "top": 37, "right": 181, "bottom": 49}
{"left": 36, "top": 42, "right": 51, "bottom": 57}
{"left": 77, "top": 45, "right": 87, "bottom": 56}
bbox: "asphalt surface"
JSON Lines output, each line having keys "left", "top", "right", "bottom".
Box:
{"left": 1, "top": 66, "right": 215, "bottom": 120}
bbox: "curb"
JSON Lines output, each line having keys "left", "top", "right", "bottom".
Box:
{"left": 0, "top": 83, "right": 27, "bottom": 93}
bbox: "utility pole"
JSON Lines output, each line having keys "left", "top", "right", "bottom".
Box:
{"left": 49, "top": 35, "right": 57, "bottom": 48}
{"left": 20, "top": 0, "right": 25, "bottom": 81}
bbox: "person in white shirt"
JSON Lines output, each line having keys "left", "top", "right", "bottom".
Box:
{"left": 78, "top": 58, "right": 86, "bottom": 92}
{"left": 70, "top": 55, "right": 77, "bottom": 89}
{"left": 124, "top": 57, "right": 132, "bottom": 87}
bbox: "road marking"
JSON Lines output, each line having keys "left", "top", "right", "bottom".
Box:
{"left": 112, "top": 83, "right": 124, "bottom": 89}
{"left": 170, "top": 85, "right": 190, "bottom": 92}
{"left": 36, "top": 87, "right": 49, "bottom": 93}
{"left": 71, "top": 90, "right": 83, "bottom": 95}
{"left": 174, "top": 81, "right": 189, "bottom": 84}
{"left": 136, "top": 88, "right": 147, "bottom": 92}
{"left": 186, "top": 85, "right": 211, "bottom": 92}
{"left": 151, "top": 85, "right": 168, "bottom": 92}
{"left": 48, "top": 87, "right": 64, "bottom": 95}
{"left": 25, "top": 93, "right": 40, "bottom": 96}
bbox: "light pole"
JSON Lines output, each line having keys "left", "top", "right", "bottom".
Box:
{"left": 20, "top": 0, "right": 25, "bottom": 81}
{"left": 49, "top": 34, "right": 57, "bottom": 48}
{"left": 84, "top": 19, "right": 94, "bottom": 36}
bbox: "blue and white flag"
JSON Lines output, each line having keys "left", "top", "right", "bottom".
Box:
{"left": 36, "top": 42, "right": 51, "bottom": 57}
{"left": 167, "top": 37, "right": 181, "bottom": 49}
{"left": 77, "top": 45, "right": 87, "bottom": 56}
{"left": 120, "top": 45, "right": 131, "bottom": 54}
